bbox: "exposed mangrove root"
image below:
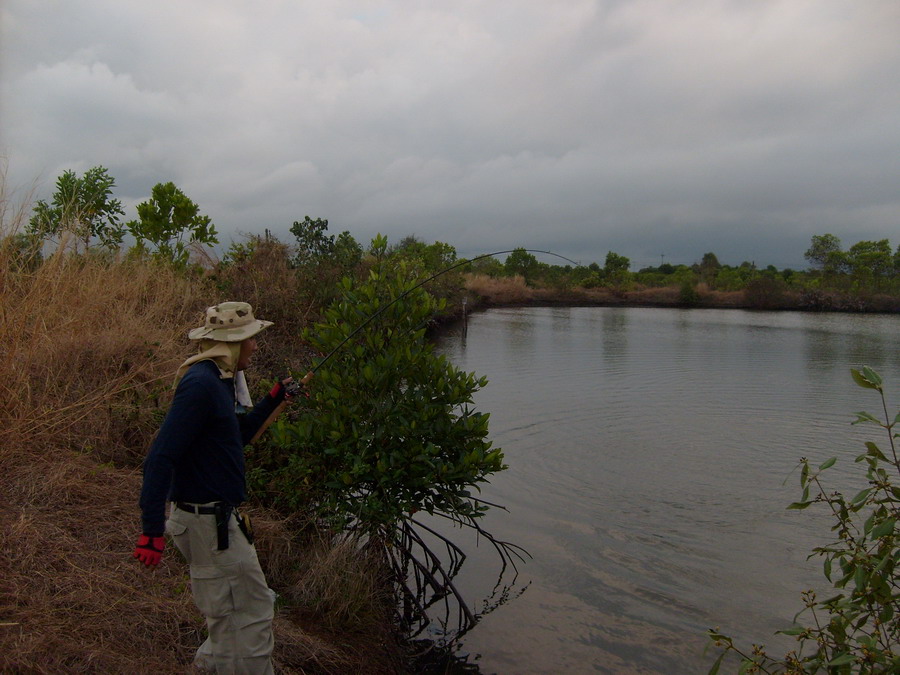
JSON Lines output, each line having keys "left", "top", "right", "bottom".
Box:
{"left": 376, "top": 514, "right": 532, "bottom": 646}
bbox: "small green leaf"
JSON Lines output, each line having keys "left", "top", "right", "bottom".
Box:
{"left": 871, "top": 518, "right": 895, "bottom": 539}
{"left": 788, "top": 501, "right": 813, "bottom": 510}
{"left": 851, "top": 368, "right": 878, "bottom": 390}
{"left": 850, "top": 487, "right": 872, "bottom": 505}
{"left": 707, "top": 652, "right": 725, "bottom": 675}
{"left": 853, "top": 411, "right": 881, "bottom": 425}
{"left": 819, "top": 457, "right": 836, "bottom": 470}
{"left": 866, "top": 442, "right": 887, "bottom": 461}
{"left": 864, "top": 511, "right": 876, "bottom": 534}
{"left": 827, "top": 653, "right": 856, "bottom": 666}
{"left": 779, "top": 625, "right": 806, "bottom": 636}
{"left": 862, "top": 366, "right": 883, "bottom": 387}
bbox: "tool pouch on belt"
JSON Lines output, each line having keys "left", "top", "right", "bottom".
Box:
{"left": 236, "top": 510, "right": 254, "bottom": 545}
{"left": 214, "top": 503, "right": 233, "bottom": 551}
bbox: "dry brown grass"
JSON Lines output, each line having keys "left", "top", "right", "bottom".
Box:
{"left": 465, "top": 273, "right": 760, "bottom": 309}
{"left": 0, "top": 233, "right": 207, "bottom": 466}
{"left": 253, "top": 519, "right": 400, "bottom": 672}
{"left": 464, "top": 273, "right": 534, "bottom": 304}
{"left": 0, "top": 445, "right": 398, "bottom": 674}
{"left": 0, "top": 185, "right": 400, "bottom": 673}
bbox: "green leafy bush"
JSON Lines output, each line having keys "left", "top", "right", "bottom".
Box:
{"left": 29, "top": 166, "right": 125, "bottom": 252}
{"left": 259, "top": 255, "right": 504, "bottom": 531}
{"left": 126, "top": 181, "right": 217, "bottom": 267}
{"left": 248, "top": 249, "right": 520, "bottom": 636}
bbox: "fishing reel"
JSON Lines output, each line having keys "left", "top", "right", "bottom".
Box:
{"left": 283, "top": 371, "right": 314, "bottom": 398}
{"left": 284, "top": 380, "right": 303, "bottom": 397}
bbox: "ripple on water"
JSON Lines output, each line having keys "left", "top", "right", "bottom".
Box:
{"left": 433, "top": 307, "right": 900, "bottom": 674}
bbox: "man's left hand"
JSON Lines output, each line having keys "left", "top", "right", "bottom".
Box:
{"left": 269, "top": 378, "right": 295, "bottom": 402}
{"left": 133, "top": 534, "right": 165, "bottom": 567}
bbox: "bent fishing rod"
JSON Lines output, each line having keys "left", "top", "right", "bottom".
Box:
{"left": 252, "top": 250, "right": 580, "bottom": 441}
{"left": 306, "top": 248, "right": 581, "bottom": 377}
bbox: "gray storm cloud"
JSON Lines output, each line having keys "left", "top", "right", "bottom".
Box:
{"left": 2, "top": 0, "right": 898, "bottom": 269}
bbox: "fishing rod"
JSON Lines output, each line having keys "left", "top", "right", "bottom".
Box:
{"left": 256, "top": 249, "right": 580, "bottom": 441}
{"left": 308, "top": 248, "right": 581, "bottom": 375}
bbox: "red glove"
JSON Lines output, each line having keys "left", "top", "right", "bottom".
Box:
{"left": 133, "top": 534, "right": 165, "bottom": 567}
{"left": 269, "top": 380, "right": 290, "bottom": 400}
{"left": 270, "top": 377, "right": 306, "bottom": 400}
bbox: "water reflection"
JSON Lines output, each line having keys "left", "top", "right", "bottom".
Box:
{"left": 600, "top": 307, "right": 628, "bottom": 360}
{"left": 800, "top": 313, "right": 897, "bottom": 374}
{"left": 503, "top": 310, "right": 536, "bottom": 362}
{"left": 550, "top": 306, "right": 573, "bottom": 333}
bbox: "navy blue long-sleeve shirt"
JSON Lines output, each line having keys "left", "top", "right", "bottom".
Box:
{"left": 139, "top": 359, "right": 282, "bottom": 536}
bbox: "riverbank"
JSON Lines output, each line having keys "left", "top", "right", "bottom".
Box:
{"left": 462, "top": 273, "right": 900, "bottom": 313}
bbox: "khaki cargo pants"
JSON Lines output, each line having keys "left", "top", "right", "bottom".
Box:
{"left": 166, "top": 504, "right": 275, "bottom": 675}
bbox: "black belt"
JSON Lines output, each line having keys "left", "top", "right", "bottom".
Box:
{"left": 174, "top": 502, "right": 252, "bottom": 548}
{"left": 175, "top": 502, "right": 220, "bottom": 515}
{"left": 176, "top": 502, "right": 232, "bottom": 550}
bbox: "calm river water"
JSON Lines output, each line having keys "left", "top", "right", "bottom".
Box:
{"left": 431, "top": 307, "right": 900, "bottom": 675}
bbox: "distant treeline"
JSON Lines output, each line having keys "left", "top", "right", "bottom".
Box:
{"left": 10, "top": 165, "right": 900, "bottom": 313}
{"left": 470, "top": 236, "right": 900, "bottom": 296}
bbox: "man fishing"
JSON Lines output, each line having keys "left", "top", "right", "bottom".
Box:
{"left": 133, "top": 301, "right": 301, "bottom": 674}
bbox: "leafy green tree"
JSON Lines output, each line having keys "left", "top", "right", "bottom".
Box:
{"left": 699, "top": 252, "right": 721, "bottom": 285}
{"left": 504, "top": 248, "right": 541, "bottom": 285}
{"left": 288, "top": 217, "right": 364, "bottom": 305}
{"left": 29, "top": 166, "right": 125, "bottom": 252}
{"left": 846, "top": 239, "right": 893, "bottom": 291}
{"left": 126, "top": 182, "right": 217, "bottom": 267}
{"left": 805, "top": 234, "right": 842, "bottom": 268}
{"left": 713, "top": 267, "right": 745, "bottom": 292}
{"left": 388, "top": 236, "right": 456, "bottom": 277}
{"left": 604, "top": 251, "right": 631, "bottom": 288}
{"left": 700, "top": 252, "right": 720, "bottom": 268}
{"left": 333, "top": 230, "right": 363, "bottom": 270}
{"left": 604, "top": 251, "right": 630, "bottom": 274}
{"left": 708, "top": 367, "right": 900, "bottom": 674}
{"left": 389, "top": 237, "right": 462, "bottom": 302}
{"left": 805, "top": 234, "right": 850, "bottom": 277}
{"left": 470, "top": 256, "right": 505, "bottom": 277}
{"left": 290, "top": 216, "right": 334, "bottom": 266}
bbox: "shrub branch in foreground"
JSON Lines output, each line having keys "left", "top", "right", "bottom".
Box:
{"left": 708, "top": 367, "right": 900, "bottom": 674}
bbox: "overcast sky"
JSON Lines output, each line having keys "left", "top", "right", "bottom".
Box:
{"left": 2, "top": 1, "right": 898, "bottom": 269}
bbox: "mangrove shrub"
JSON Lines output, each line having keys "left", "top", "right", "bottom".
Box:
{"left": 263, "top": 248, "right": 504, "bottom": 531}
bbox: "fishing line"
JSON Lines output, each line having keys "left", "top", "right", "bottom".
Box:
{"left": 308, "top": 249, "right": 581, "bottom": 375}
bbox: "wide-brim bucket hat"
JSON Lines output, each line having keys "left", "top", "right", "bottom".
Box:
{"left": 188, "top": 301, "right": 273, "bottom": 342}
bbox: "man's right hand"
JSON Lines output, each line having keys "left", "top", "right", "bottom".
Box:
{"left": 133, "top": 534, "right": 165, "bottom": 567}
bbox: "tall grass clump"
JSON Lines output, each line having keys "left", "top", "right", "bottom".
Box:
{"left": 0, "top": 231, "right": 207, "bottom": 466}
{"left": 465, "top": 273, "right": 534, "bottom": 304}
